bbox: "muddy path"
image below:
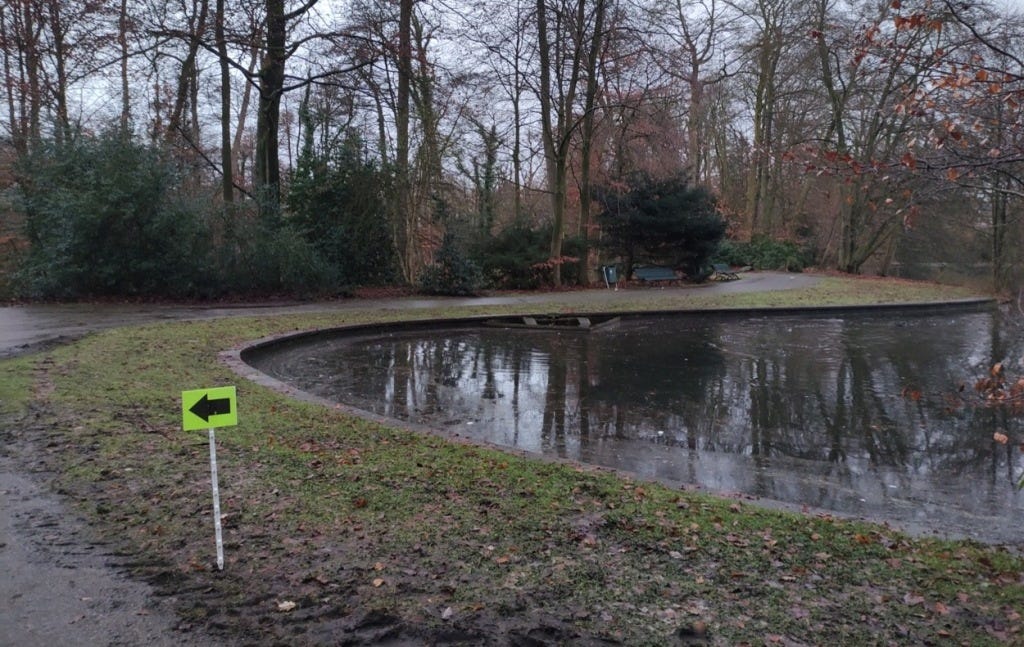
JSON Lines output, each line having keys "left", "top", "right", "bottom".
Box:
{"left": 0, "top": 418, "right": 225, "bottom": 646}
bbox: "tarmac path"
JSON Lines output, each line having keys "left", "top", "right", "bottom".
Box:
{"left": 0, "top": 271, "right": 818, "bottom": 356}
{"left": 0, "top": 272, "right": 818, "bottom": 646}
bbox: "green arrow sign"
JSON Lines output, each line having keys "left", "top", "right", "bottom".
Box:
{"left": 182, "top": 386, "right": 238, "bottom": 431}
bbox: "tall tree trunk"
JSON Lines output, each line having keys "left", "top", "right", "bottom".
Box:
{"left": 991, "top": 177, "right": 1008, "bottom": 290}
{"left": 536, "top": 0, "right": 586, "bottom": 287}
{"left": 22, "top": 0, "right": 42, "bottom": 145}
{"left": 536, "top": 0, "right": 560, "bottom": 284}
{"left": 255, "top": 0, "right": 287, "bottom": 221}
{"left": 47, "top": 0, "right": 69, "bottom": 145}
{"left": 393, "top": 0, "right": 414, "bottom": 281}
{"left": 745, "top": 26, "right": 781, "bottom": 236}
{"left": 1, "top": 6, "right": 26, "bottom": 156}
{"left": 511, "top": 1, "right": 526, "bottom": 224}
{"left": 411, "top": 13, "right": 441, "bottom": 198}
{"left": 576, "top": 0, "right": 605, "bottom": 286}
{"left": 232, "top": 36, "right": 261, "bottom": 188}
{"left": 118, "top": 0, "right": 131, "bottom": 131}
{"left": 687, "top": 69, "right": 704, "bottom": 183}
{"left": 512, "top": 78, "right": 523, "bottom": 223}
{"left": 216, "top": 0, "right": 233, "bottom": 203}
{"left": 166, "top": 0, "right": 209, "bottom": 143}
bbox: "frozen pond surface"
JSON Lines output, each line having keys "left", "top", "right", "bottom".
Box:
{"left": 247, "top": 307, "right": 1024, "bottom": 545}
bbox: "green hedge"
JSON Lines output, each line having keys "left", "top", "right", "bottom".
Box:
{"left": 715, "top": 236, "right": 813, "bottom": 272}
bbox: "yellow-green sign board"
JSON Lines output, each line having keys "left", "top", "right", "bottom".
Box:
{"left": 182, "top": 386, "right": 238, "bottom": 431}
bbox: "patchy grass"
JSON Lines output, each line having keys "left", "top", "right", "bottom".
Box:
{"left": 2, "top": 275, "right": 1021, "bottom": 644}
{"left": 685, "top": 275, "right": 981, "bottom": 308}
{"left": 0, "top": 355, "right": 32, "bottom": 415}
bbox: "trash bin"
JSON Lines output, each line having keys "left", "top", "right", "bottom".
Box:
{"left": 602, "top": 265, "right": 617, "bottom": 288}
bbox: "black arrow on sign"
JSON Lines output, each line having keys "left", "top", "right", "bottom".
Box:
{"left": 190, "top": 393, "right": 231, "bottom": 422}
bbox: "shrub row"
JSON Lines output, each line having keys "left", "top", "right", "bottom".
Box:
{"left": 715, "top": 236, "right": 813, "bottom": 272}
{"left": 9, "top": 130, "right": 391, "bottom": 300}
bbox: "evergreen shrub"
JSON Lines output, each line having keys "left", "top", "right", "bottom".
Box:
{"left": 595, "top": 173, "right": 725, "bottom": 280}
{"left": 716, "top": 236, "right": 812, "bottom": 272}
{"left": 15, "top": 131, "right": 211, "bottom": 298}
{"left": 419, "top": 232, "right": 483, "bottom": 296}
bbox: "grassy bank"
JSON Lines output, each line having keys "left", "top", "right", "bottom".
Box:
{"left": 1, "top": 276, "right": 1021, "bottom": 645}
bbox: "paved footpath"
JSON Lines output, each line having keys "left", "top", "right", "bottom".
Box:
{"left": 0, "top": 272, "right": 818, "bottom": 356}
{"left": 0, "top": 272, "right": 818, "bottom": 646}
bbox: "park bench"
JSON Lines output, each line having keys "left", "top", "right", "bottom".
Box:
{"left": 710, "top": 263, "right": 739, "bottom": 281}
{"left": 633, "top": 265, "right": 678, "bottom": 283}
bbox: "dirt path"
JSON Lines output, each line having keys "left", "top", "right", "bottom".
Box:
{"left": 0, "top": 450, "right": 222, "bottom": 646}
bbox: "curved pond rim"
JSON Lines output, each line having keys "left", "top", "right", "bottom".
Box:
{"left": 232, "top": 296, "right": 996, "bottom": 362}
{"left": 221, "top": 296, "right": 1006, "bottom": 544}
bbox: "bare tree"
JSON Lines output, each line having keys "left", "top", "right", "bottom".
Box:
{"left": 735, "top": 0, "right": 795, "bottom": 236}
{"left": 899, "top": 1, "right": 1024, "bottom": 288}
{"left": 810, "top": 0, "right": 950, "bottom": 273}
{"left": 535, "top": 0, "right": 608, "bottom": 286}
{"left": 647, "top": 0, "right": 737, "bottom": 185}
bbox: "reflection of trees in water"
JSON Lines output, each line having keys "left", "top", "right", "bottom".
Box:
{"left": 728, "top": 313, "right": 1019, "bottom": 487}
{"left": 524, "top": 312, "right": 1019, "bottom": 487}
{"left": 541, "top": 336, "right": 568, "bottom": 456}
{"left": 947, "top": 311, "right": 1020, "bottom": 488}
{"left": 284, "top": 311, "right": 1020, "bottom": 489}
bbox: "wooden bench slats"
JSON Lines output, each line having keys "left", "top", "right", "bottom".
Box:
{"left": 633, "top": 266, "right": 677, "bottom": 282}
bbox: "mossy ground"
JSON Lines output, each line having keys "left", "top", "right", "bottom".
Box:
{"left": 1, "top": 276, "right": 1020, "bottom": 644}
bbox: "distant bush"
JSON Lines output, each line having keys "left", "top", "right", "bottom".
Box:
{"left": 287, "top": 130, "right": 397, "bottom": 286}
{"left": 716, "top": 236, "right": 812, "bottom": 272}
{"left": 419, "top": 232, "right": 483, "bottom": 296}
{"left": 15, "top": 131, "right": 212, "bottom": 298}
{"left": 13, "top": 129, "right": 340, "bottom": 299}
{"left": 214, "top": 215, "right": 340, "bottom": 297}
{"left": 472, "top": 224, "right": 585, "bottom": 289}
{"left": 595, "top": 173, "right": 725, "bottom": 280}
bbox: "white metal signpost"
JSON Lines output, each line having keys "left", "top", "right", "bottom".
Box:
{"left": 182, "top": 386, "right": 238, "bottom": 571}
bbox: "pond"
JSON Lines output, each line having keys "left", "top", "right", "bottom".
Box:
{"left": 245, "top": 307, "right": 1024, "bottom": 545}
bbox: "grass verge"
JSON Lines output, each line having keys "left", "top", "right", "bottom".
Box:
{"left": 1, "top": 276, "right": 1021, "bottom": 645}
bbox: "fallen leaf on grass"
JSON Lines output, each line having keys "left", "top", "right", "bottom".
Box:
{"left": 904, "top": 592, "right": 925, "bottom": 607}
{"left": 441, "top": 606, "right": 454, "bottom": 620}
{"left": 934, "top": 602, "right": 950, "bottom": 615}
{"left": 277, "top": 600, "right": 296, "bottom": 612}
{"left": 372, "top": 578, "right": 385, "bottom": 587}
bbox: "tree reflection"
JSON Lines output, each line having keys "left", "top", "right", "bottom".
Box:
{"left": 541, "top": 335, "right": 569, "bottom": 456}
{"left": 251, "top": 309, "right": 1024, "bottom": 541}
